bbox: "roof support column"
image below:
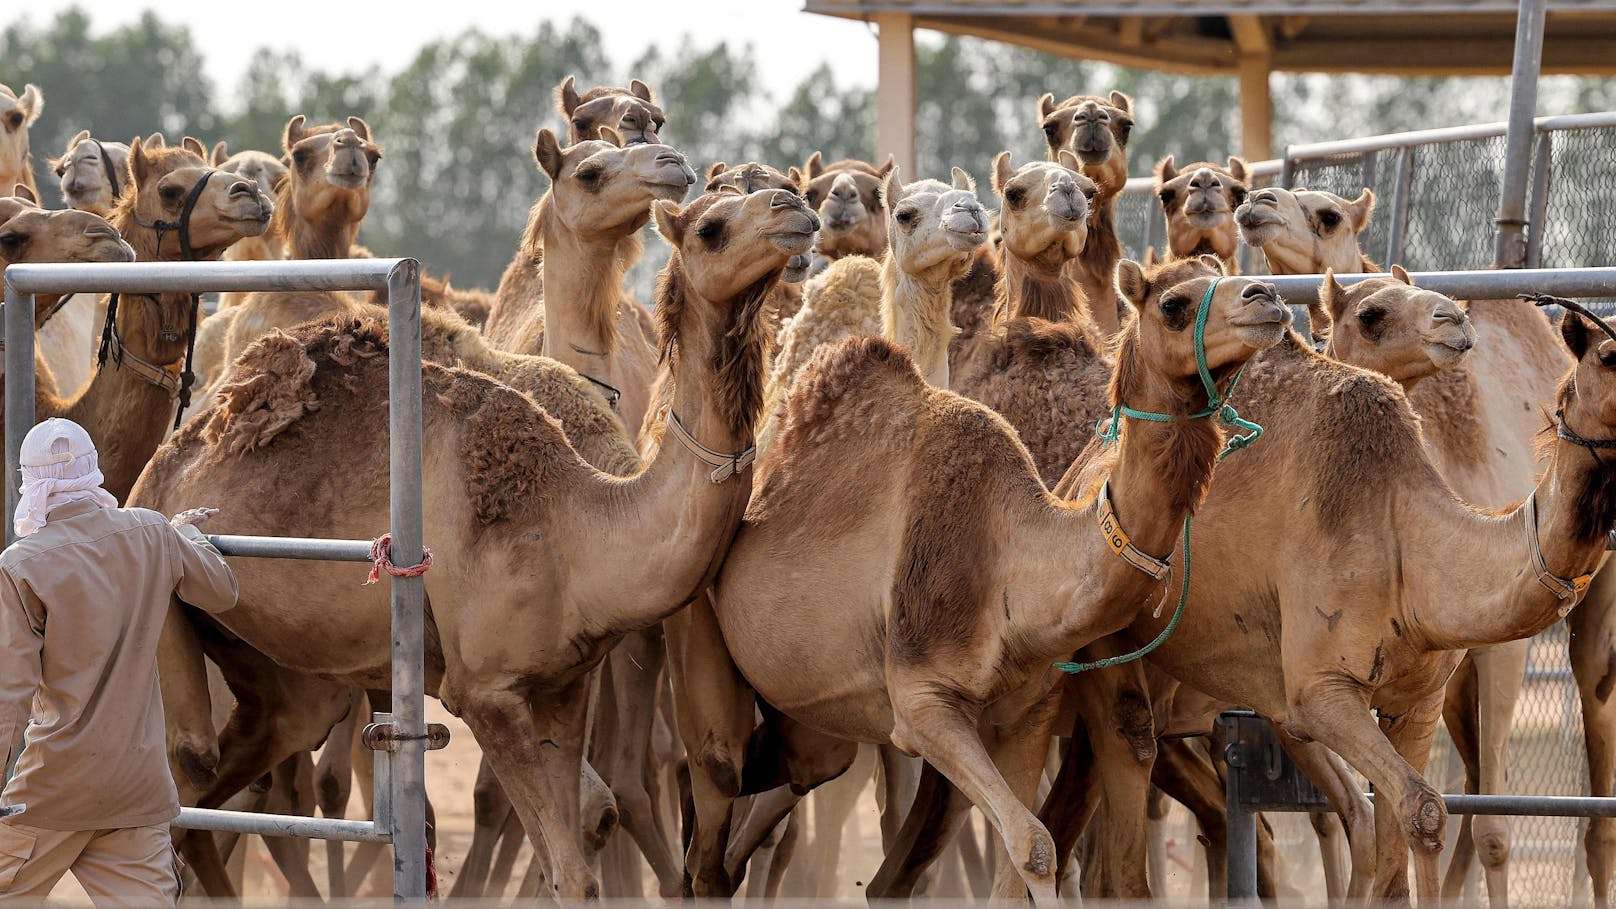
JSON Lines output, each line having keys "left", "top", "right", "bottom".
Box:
{"left": 1231, "top": 15, "right": 1274, "bottom": 162}
{"left": 875, "top": 12, "right": 917, "bottom": 177}
{"left": 1494, "top": 0, "right": 1547, "bottom": 268}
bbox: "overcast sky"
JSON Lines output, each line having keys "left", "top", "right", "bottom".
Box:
{"left": 15, "top": 0, "right": 881, "bottom": 103}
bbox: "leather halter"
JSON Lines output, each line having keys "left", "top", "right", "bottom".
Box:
{"left": 1523, "top": 490, "right": 1595, "bottom": 609}
{"left": 660, "top": 407, "right": 755, "bottom": 483}
{"left": 100, "top": 169, "right": 216, "bottom": 427}
{"left": 568, "top": 343, "right": 623, "bottom": 410}
{"left": 93, "top": 140, "right": 121, "bottom": 203}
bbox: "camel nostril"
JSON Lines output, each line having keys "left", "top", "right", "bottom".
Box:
{"left": 1242, "top": 282, "right": 1276, "bottom": 301}
{"left": 227, "top": 181, "right": 256, "bottom": 198}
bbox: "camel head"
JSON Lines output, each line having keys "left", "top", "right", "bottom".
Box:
{"left": 534, "top": 128, "right": 696, "bottom": 241}
{"left": 557, "top": 76, "right": 666, "bottom": 146}
{"left": 0, "top": 84, "right": 42, "bottom": 195}
{"left": 1156, "top": 156, "right": 1248, "bottom": 263}
{"left": 1237, "top": 186, "right": 1375, "bottom": 276}
{"left": 280, "top": 116, "right": 380, "bottom": 224}
{"left": 1315, "top": 266, "right": 1474, "bottom": 386}
{"left": 1115, "top": 257, "right": 1291, "bottom": 387}
{"left": 213, "top": 144, "right": 289, "bottom": 201}
{"left": 0, "top": 189, "right": 135, "bottom": 328}
{"left": 118, "top": 135, "right": 274, "bottom": 261}
{"left": 50, "top": 131, "right": 131, "bottom": 216}
{"left": 1037, "top": 91, "right": 1133, "bottom": 196}
{"left": 1557, "top": 305, "right": 1616, "bottom": 461}
{"left": 992, "top": 150, "right": 1095, "bottom": 271}
{"left": 798, "top": 152, "right": 893, "bottom": 260}
{"left": 881, "top": 167, "right": 989, "bottom": 285}
{"left": 706, "top": 160, "right": 813, "bottom": 282}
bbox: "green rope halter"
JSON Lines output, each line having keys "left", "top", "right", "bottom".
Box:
{"left": 1056, "top": 276, "right": 1263, "bottom": 676}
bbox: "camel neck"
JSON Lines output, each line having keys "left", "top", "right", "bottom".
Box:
{"left": 538, "top": 219, "right": 632, "bottom": 372}
{"left": 274, "top": 191, "right": 364, "bottom": 260}
{"left": 1001, "top": 248, "right": 1081, "bottom": 322}
{"left": 880, "top": 258, "right": 957, "bottom": 388}
{"left": 1075, "top": 192, "right": 1122, "bottom": 336}
{"left": 58, "top": 360, "right": 177, "bottom": 501}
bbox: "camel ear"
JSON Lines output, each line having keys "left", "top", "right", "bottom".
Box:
{"left": 1227, "top": 156, "right": 1248, "bottom": 182}
{"left": 12, "top": 183, "right": 36, "bottom": 204}
{"left": 788, "top": 166, "right": 805, "bottom": 189}
{"left": 991, "top": 151, "right": 1014, "bottom": 195}
{"left": 876, "top": 154, "right": 897, "bottom": 177}
{"left": 706, "top": 161, "right": 727, "bottom": 184}
{"left": 1562, "top": 310, "right": 1592, "bottom": 361}
{"left": 282, "top": 115, "right": 307, "bottom": 153}
{"left": 68, "top": 129, "right": 90, "bottom": 150}
{"left": 1198, "top": 254, "right": 1227, "bottom": 276}
{"left": 1347, "top": 189, "right": 1375, "bottom": 233}
{"left": 951, "top": 166, "right": 975, "bottom": 193}
{"left": 533, "top": 129, "right": 565, "bottom": 181}
{"left": 1037, "top": 93, "right": 1057, "bottom": 119}
{"left": 146, "top": 133, "right": 166, "bottom": 149}
{"left": 182, "top": 136, "right": 207, "bottom": 159}
{"left": 1155, "top": 155, "right": 1177, "bottom": 182}
{"left": 16, "top": 84, "right": 41, "bottom": 126}
{"left": 1116, "top": 260, "right": 1148, "bottom": 311}
{"left": 1312, "top": 267, "right": 1346, "bottom": 338}
{"left": 1108, "top": 91, "right": 1133, "bottom": 114}
{"left": 652, "top": 199, "right": 682, "bottom": 245}
{"left": 210, "top": 141, "right": 229, "bottom": 166}
{"left": 629, "top": 79, "right": 655, "bottom": 103}
{"left": 556, "top": 75, "right": 581, "bottom": 117}
{"left": 128, "top": 136, "right": 153, "bottom": 189}
{"left": 597, "top": 126, "right": 625, "bottom": 148}
{"left": 804, "top": 151, "right": 824, "bottom": 180}
{"left": 881, "top": 167, "right": 903, "bottom": 210}
{"left": 1056, "top": 149, "right": 1082, "bottom": 173}
{"left": 1391, "top": 264, "right": 1413, "bottom": 285}
{"left": 348, "top": 117, "right": 372, "bottom": 142}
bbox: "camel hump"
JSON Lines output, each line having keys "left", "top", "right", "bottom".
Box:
{"left": 780, "top": 335, "right": 924, "bottom": 437}
{"left": 803, "top": 255, "right": 882, "bottom": 322}
{"left": 201, "top": 330, "right": 325, "bottom": 456}
{"left": 996, "top": 318, "right": 1100, "bottom": 367}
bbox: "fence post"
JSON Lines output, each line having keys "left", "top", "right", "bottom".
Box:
{"left": 1526, "top": 131, "right": 1554, "bottom": 269}
{"left": 1493, "top": 0, "right": 1548, "bottom": 268}
{"left": 385, "top": 259, "right": 428, "bottom": 900}
{"left": 1279, "top": 152, "right": 1296, "bottom": 190}
{"left": 1386, "top": 147, "right": 1417, "bottom": 268}
{"left": 1218, "top": 713, "right": 1260, "bottom": 903}
{"left": 1143, "top": 194, "right": 1164, "bottom": 261}
{"left": 4, "top": 280, "right": 36, "bottom": 549}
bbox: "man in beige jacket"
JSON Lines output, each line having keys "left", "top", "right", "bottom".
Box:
{"left": 0, "top": 418, "right": 237, "bottom": 905}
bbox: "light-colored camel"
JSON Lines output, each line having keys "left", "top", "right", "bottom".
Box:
{"left": 0, "top": 84, "right": 43, "bottom": 200}
{"left": 50, "top": 130, "right": 131, "bottom": 216}
{"left": 213, "top": 142, "right": 291, "bottom": 273}
{"left": 1037, "top": 91, "right": 1133, "bottom": 337}
{"left": 1239, "top": 184, "right": 1562, "bottom": 906}
{"left": 676, "top": 257, "right": 1290, "bottom": 900}
{"left": 136, "top": 183, "right": 815, "bottom": 900}
{"left": 1154, "top": 155, "right": 1248, "bottom": 272}
{"left": 798, "top": 152, "right": 895, "bottom": 267}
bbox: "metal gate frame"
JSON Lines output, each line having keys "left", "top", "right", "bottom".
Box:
{"left": 2, "top": 258, "right": 429, "bottom": 899}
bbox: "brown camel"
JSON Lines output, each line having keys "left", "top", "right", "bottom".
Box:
{"left": 1153, "top": 155, "right": 1248, "bottom": 272}
{"left": 1037, "top": 91, "right": 1133, "bottom": 337}
{"left": 0, "top": 84, "right": 43, "bottom": 200}
{"left": 50, "top": 131, "right": 132, "bottom": 216}
{"left": 1239, "top": 185, "right": 1568, "bottom": 905}
{"left": 707, "top": 161, "right": 812, "bottom": 309}
{"left": 134, "top": 183, "right": 815, "bottom": 900}
{"left": 675, "top": 257, "right": 1290, "bottom": 900}
{"left": 798, "top": 151, "right": 895, "bottom": 266}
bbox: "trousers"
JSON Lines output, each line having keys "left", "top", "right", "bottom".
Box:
{"left": 0, "top": 821, "right": 179, "bottom": 906}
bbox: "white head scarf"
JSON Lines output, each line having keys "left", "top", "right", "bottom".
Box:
{"left": 13, "top": 418, "right": 119, "bottom": 538}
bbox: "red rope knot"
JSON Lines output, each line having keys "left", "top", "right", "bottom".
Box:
{"left": 363, "top": 533, "right": 434, "bottom": 586}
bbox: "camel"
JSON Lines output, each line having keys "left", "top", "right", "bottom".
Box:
{"left": 485, "top": 76, "right": 665, "bottom": 352}
{"left": 706, "top": 161, "right": 812, "bottom": 310}
{"left": 798, "top": 152, "right": 895, "bottom": 268}
{"left": 0, "top": 84, "right": 43, "bottom": 200}
{"left": 1154, "top": 155, "right": 1248, "bottom": 273}
{"left": 1238, "top": 184, "right": 1573, "bottom": 905}
{"left": 674, "top": 256, "right": 1290, "bottom": 900}
{"left": 213, "top": 142, "right": 290, "bottom": 267}
{"left": 50, "top": 131, "right": 132, "bottom": 216}
{"left": 0, "top": 139, "right": 270, "bottom": 502}
{"left": 135, "top": 182, "right": 815, "bottom": 900}
{"left": 1037, "top": 91, "right": 1133, "bottom": 337}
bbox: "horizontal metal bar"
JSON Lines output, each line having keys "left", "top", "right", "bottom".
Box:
{"left": 1122, "top": 157, "right": 1282, "bottom": 196}
{"left": 206, "top": 534, "right": 375, "bottom": 562}
{"left": 2, "top": 258, "right": 405, "bottom": 295}
{"left": 1265, "top": 266, "right": 1616, "bottom": 306}
{"left": 1285, "top": 110, "right": 1616, "bottom": 162}
{"left": 1440, "top": 794, "right": 1616, "bottom": 817}
{"left": 176, "top": 807, "right": 390, "bottom": 842}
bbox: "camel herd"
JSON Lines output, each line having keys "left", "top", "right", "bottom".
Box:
{"left": 1, "top": 71, "right": 1615, "bottom": 906}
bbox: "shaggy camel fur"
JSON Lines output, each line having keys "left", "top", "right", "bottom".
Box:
{"left": 1154, "top": 156, "right": 1248, "bottom": 272}
{"left": 1038, "top": 91, "right": 1133, "bottom": 336}
{"left": 676, "top": 258, "right": 1290, "bottom": 901}
{"left": 1239, "top": 185, "right": 1571, "bottom": 906}
{"left": 761, "top": 167, "right": 988, "bottom": 452}
{"left": 799, "top": 152, "right": 894, "bottom": 267}
{"left": 51, "top": 130, "right": 131, "bottom": 216}
{"left": 137, "top": 184, "right": 815, "bottom": 900}
{"left": 485, "top": 77, "right": 665, "bottom": 349}
{"left": 0, "top": 84, "right": 43, "bottom": 200}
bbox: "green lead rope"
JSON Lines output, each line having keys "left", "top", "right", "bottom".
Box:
{"left": 1056, "top": 277, "right": 1261, "bottom": 676}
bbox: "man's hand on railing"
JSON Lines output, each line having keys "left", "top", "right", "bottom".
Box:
{"left": 170, "top": 507, "right": 219, "bottom": 529}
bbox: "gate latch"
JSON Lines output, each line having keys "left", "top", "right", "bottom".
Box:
{"left": 362, "top": 721, "right": 451, "bottom": 753}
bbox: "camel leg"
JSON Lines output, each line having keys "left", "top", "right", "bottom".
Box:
{"left": 1468, "top": 643, "right": 1527, "bottom": 909}
{"left": 1070, "top": 659, "right": 1156, "bottom": 899}
{"left": 1037, "top": 730, "right": 1099, "bottom": 883}
{"left": 1154, "top": 737, "right": 1231, "bottom": 898}
{"left": 726, "top": 787, "right": 805, "bottom": 886}
{"left": 1275, "top": 730, "right": 1376, "bottom": 900}
{"left": 762, "top": 805, "right": 804, "bottom": 898}
{"left": 804, "top": 744, "right": 875, "bottom": 896}
{"left": 594, "top": 628, "right": 682, "bottom": 898}
{"left": 1311, "top": 810, "right": 1350, "bottom": 901}
{"left": 981, "top": 689, "right": 1064, "bottom": 900}
{"left": 888, "top": 691, "right": 1059, "bottom": 903}
{"left": 486, "top": 811, "right": 528, "bottom": 897}
{"left": 1572, "top": 572, "right": 1616, "bottom": 909}
{"left": 313, "top": 690, "right": 364, "bottom": 897}
{"left": 956, "top": 808, "right": 992, "bottom": 897}
{"left": 449, "top": 757, "right": 514, "bottom": 898}
{"left": 876, "top": 744, "right": 922, "bottom": 851}
{"left": 459, "top": 678, "right": 600, "bottom": 899}
{"left": 726, "top": 709, "right": 858, "bottom": 890}
{"left": 866, "top": 760, "right": 975, "bottom": 899}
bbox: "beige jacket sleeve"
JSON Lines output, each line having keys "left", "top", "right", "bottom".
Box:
{"left": 171, "top": 524, "right": 238, "bottom": 614}
{"left": 0, "top": 568, "right": 43, "bottom": 777}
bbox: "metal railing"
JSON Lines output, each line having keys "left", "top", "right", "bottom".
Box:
{"left": 1, "top": 258, "right": 429, "bottom": 899}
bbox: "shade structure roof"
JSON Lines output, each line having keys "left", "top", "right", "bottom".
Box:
{"left": 804, "top": 0, "right": 1616, "bottom": 75}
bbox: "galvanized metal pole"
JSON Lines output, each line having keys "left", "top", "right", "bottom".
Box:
{"left": 1386, "top": 147, "right": 1417, "bottom": 268}
{"left": 1525, "top": 132, "right": 1554, "bottom": 269}
{"left": 1494, "top": 0, "right": 1548, "bottom": 268}
{"left": 386, "top": 259, "right": 428, "bottom": 900}
{"left": 4, "top": 282, "right": 37, "bottom": 548}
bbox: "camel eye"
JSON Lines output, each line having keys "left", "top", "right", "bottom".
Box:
{"left": 696, "top": 219, "right": 723, "bottom": 243}
{"left": 1317, "top": 209, "right": 1343, "bottom": 232}
{"left": 1157, "top": 188, "right": 1175, "bottom": 208}
{"left": 160, "top": 184, "right": 184, "bottom": 204}
{"left": 1231, "top": 185, "right": 1249, "bottom": 205}
{"left": 1599, "top": 347, "right": 1616, "bottom": 368}
{"left": 572, "top": 118, "right": 588, "bottom": 134}
{"left": 1042, "top": 122, "right": 1059, "bottom": 138}
{"left": 1358, "top": 306, "right": 1385, "bottom": 330}
{"left": 4, "top": 112, "right": 21, "bottom": 131}
{"left": 894, "top": 207, "right": 918, "bottom": 227}
{"left": 574, "top": 166, "right": 603, "bottom": 188}
{"left": 1160, "top": 294, "right": 1188, "bottom": 318}
{"left": 1004, "top": 187, "right": 1026, "bottom": 208}
{"left": 0, "top": 231, "right": 24, "bottom": 251}
{"left": 54, "top": 162, "right": 66, "bottom": 177}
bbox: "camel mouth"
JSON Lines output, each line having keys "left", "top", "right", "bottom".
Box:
{"left": 943, "top": 227, "right": 988, "bottom": 252}
{"left": 1047, "top": 197, "right": 1087, "bottom": 225}
{"left": 1424, "top": 338, "right": 1473, "bottom": 370}
{"left": 763, "top": 229, "right": 816, "bottom": 255}
{"left": 782, "top": 253, "right": 811, "bottom": 283}
{"left": 821, "top": 202, "right": 865, "bottom": 232}
{"left": 1074, "top": 145, "right": 1113, "bottom": 166}
{"left": 79, "top": 238, "right": 137, "bottom": 264}
{"left": 1236, "top": 213, "right": 1284, "bottom": 247}
{"left": 1185, "top": 207, "right": 1232, "bottom": 230}
{"left": 325, "top": 170, "right": 370, "bottom": 191}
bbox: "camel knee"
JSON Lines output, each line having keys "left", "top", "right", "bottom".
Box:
{"left": 1473, "top": 815, "right": 1511, "bottom": 870}
{"left": 1112, "top": 689, "right": 1156, "bottom": 764}
{"left": 470, "top": 779, "right": 509, "bottom": 829}
{"left": 172, "top": 738, "right": 219, "bottom": 793}
{"left": 692, "top": 735, "right": 744, "bottom": 799}
{"left": 1403, "top": 782, "right": 1446, "bottom": 854}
